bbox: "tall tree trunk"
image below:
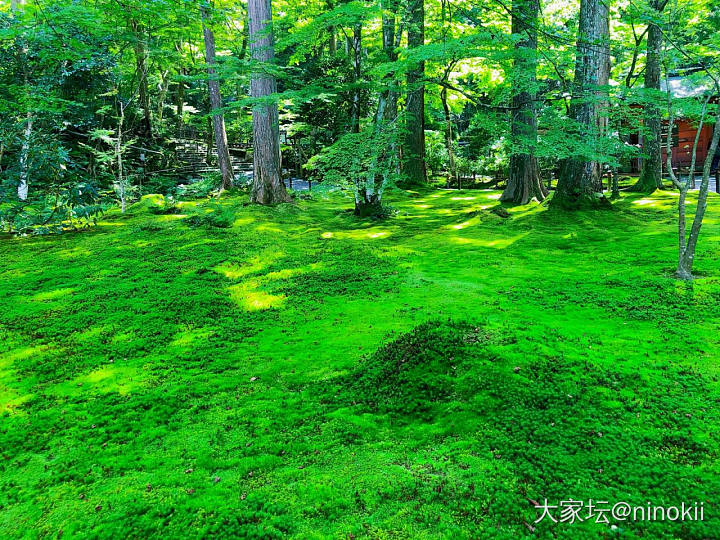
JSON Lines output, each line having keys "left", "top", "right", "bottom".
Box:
{"left": 115, "top": 104, "right": 127, "bottom": 213}
{"left": 402, "top": 0, "right": 427, "bottom": 185}
{"left": 440, "top": 86, "right": 458, "bottom": 187}
{"left": 501, "top": 0, "right": 547, "bottom": 204}
{"left": 13, "top": 0, "right": 31, "bottom": 201}
{"left": 248, "top": 0, "right": 291, "bottom": 204}
{"left": 350, "top": 23, "right": 362, "bottom": 133}
{"left": 131, "top": 20, "right": 152, "bottom": 138}
{"left": 676, "top": 108, "right": 720, "bottom": 278}
{"left": 201, "top": 5, "right": 235, "bottom": 190}
{"left": 18, "top": 114, "right": 32, "bottom": 201}
{"left": 634, "top": 0, "right": 668, "bottom": 192}
{"left": 175, "top": 41, "right": 185, "bottom": 132}
{"left": 176, "top": 74, "right": 185, "bottom": 132}
{"left": 381, "top": 0, "right": 399, "bottom": 123}
{"left": 551, "top": 0, "right": 610, "bottom": 209}
{"left": 326, "top": 0, "right": 337, "bottom": 54}
{"left": 206, "top": 115, "right": 214, "bottom": 164}
{"left": 593, "top": 6, "right": 611, "bottom": 192}
{"left": 157, "top": 70, "right": 170, "bottom": 124}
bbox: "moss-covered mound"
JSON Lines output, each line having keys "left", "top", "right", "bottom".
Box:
{"left": 346, "top": 320, "right": 492, "bottom": 415}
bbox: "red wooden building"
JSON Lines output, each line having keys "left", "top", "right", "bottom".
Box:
{"left": 629, "top": 75, "right": 719, "bottom": 174}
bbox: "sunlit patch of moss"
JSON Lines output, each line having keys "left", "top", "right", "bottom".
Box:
{"left": 0, "top": 386, "right": 33, "bottom": 413}
{"left": 57, "top": 247, "right": 92, "bottom": 259}
{"left": 215, "top": 250, "right": 284, "bottom": 279}
{"left": 449, "top": 232, "right": 530, "bottom": 249}
{"left": 53, "top": 366, "right": 143, "bottom": 397}
{"left": 233, "top": 216, "right": 255, "bottom": 227}
{"left": 229, "top": 280, "right": 286, "bottom": 311}
{"left": 255, "top": 224, "right": 284, "bottom": 233}
{"left": 169, "top": 326, "right": 216, "bottom": 349}
{"left": 30, "top": 288, "right": 75, "bottom": 303}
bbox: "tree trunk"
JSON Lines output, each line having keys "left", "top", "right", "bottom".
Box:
{"left": 205, "top": 115, "right": 214, "bottom": 164}
{"left": 381, "top": 4, "right": 399, "bottom": 123}
{"left": 402, "top": 0, "right": 427, "bottom": 186}
{"left": 115, "top": 105, "right": 127, "bottom": 213}
{"left": 175, "top": 41, "right": 185, "bottom": 132}
{"left": 551, "top": 0, "right": 610, "bottom": 209}
{"left": 17, "top": 114, "right": 32, "bottom": 201}
{"left": 176, "top": 74, "right": 185, "bottom": 131}
{"left": 326, "top": 0, "right": 336, "bottom": 54}
{"left": 157, "top": 70, "right": 170, "bottom": 124}
{"left": 500, "top": 0, "right": 547, "bottom": 204}
{"left": 131, "top": 20, "right": 152, "bottom": 138}
{"left": 248, "top": 0, "right": 291, "bottom": 204}
{"left": 350, "top": 24, "right": 362, "bottom": 133}
{"left": 13, "top": 0, "right": 31, "bottom": 201}
{"left": 201, "top": 6, "right": 235, "bottom": 190}
{"left": 676, "top": 110, "right": 720, "bottom": 278}
{"left": 634, "top": 0, "right": 668, "bottom": 192}
{"left": 440, "top": 86, "right": 458, "bottom": 187}
{"left": 592, "top": 5, "right": 611, "bottom": 192}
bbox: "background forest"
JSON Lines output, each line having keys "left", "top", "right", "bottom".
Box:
{"left": 2, "top": 0, "right": 720, "bottom": 538}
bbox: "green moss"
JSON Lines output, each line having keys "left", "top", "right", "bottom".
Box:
{"left": 1, "top": 188, "right": 720, "bottom": 538}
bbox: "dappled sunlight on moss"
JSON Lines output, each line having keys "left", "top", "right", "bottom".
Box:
{"left": 633, "top": 198, "right": 667, "bottom": 207}
{"left": 215, "top": 250, "right": 284, "bottom": 279}
{"left": 449, "top": 232, "right": 530, "bottom": 249}
{"left": 30, "top": 287, "right": 75, "bottom": 303}
{"left": 169, "top": 326, "right": 217, "bottom": 349}
{"left": 254, "top": 223, "right": 285, "bottom": 234}
{"left": 320, "top": 228, "right": 393, "bottom": 240}
{"left": 56, "top": 247, "right": 92, "bottom": 259}
{"left": 0, "top": 346, "right": 37, "bottom": 413}
{"left": 233, "top": 216, "right": 255, "bottom": 227}
{"left": 229, "top": 281, "right": 286, "bottom": 311}
{"left": 53, "top": 366, "right": 143, "bottom": 397}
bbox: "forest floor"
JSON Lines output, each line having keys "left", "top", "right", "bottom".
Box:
{"left": 2, "top": 187, "right": 720, "bottom": 538}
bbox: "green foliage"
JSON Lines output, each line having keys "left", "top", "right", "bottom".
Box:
{"left": 183, "top": 201, "right": 234, "bottom": 228}
{"left": 305, "top": 124, "right": 400, "bottom": 212}
{"left": 173, "top": 174, "right": 224, "bottom": 200}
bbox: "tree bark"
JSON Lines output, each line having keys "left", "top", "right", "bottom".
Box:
{"left": 593, "top": 5, "right": 611, "bottom": 192}
{"left": 176, "top": 73, "right": 185, "bottom": 131}
{"left": 115, "top": 104, "right": 127, "bottom": 213}
{"left": 440, "top": 86, "right": 458, "bottom": 187}
{"left": 551, "top": 0, "right": 610, "bottom": 209}
{"left": 13, "top": 0, "right": 31, "bottom": 201}
{"left": 157, "top": 70, "right": 170, "bottom": 124}
{"left": 402, "top": 0, "right": 427, "bottom": 186}
{"left": 381, "top": 0, "right": 399, "bottom": 124}
{"left": 326, "top": 0, "right": 337, "bottom": 54}
{"left": 248, "top": 0, "right": 291, "bottom": 204}
{"left": 350, "top": 23, "right": 362, "bottom": 133}
{"left": 634, "top": 0, "right": 668, "bottom": 192}
{"left": 676, "top": 109, "right": 720, "bottom": 278}
{"left": 201, "top": 5, "right": 235, "bottom": 190}
{"left": 18, "top": 114, "right": 32, "bottom": 201}
{"left": 500, "top": 0, "right": 547, "bottom": 204}
{"left": 131, "top": 20, "right": 152, "bottom": 138}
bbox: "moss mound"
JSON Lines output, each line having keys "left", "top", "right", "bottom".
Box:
{"left": 346, "top": 320, "right": 491, "bottom": 415}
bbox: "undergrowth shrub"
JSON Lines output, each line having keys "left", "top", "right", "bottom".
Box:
{"left": 183, "top": 202, "right": 234, "bottom": 228}
{"left": 148, "top": 195, "right": 180, "bottom": 215}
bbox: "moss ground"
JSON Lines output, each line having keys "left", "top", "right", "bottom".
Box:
{"left": 1, "top": 187, "right": 720, "bottom": 538}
